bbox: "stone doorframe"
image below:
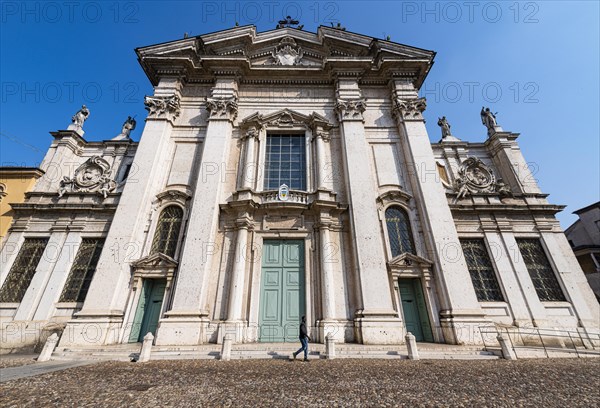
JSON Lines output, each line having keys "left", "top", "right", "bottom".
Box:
{"left": 119, "top": 253, "right": 177, "bottom": 343}
{"left": 244, "top": 231, "right": 315, "bottom": 344}
{"left": 387, "top": 253, "right": 444, "bottom": 343}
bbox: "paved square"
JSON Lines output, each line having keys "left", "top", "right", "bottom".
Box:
{"left": 1, "top": 358, "right": 598, "bottom": 407}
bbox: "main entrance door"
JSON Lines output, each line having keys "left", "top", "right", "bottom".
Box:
{"left": 398, "top": 278, "right": 433, "bottom": 342}
{"left": 259, "top": 240, "right": 305, "bottom": 342}
{"left": 129, "top": 279, "right": 167, "bottom": 342}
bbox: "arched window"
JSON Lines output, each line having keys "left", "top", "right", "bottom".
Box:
{"left": 385, "top": 206, "right": 415, "bottom": 257}
{"left": 150, "top": 206, "right": 183, "bottom": 258}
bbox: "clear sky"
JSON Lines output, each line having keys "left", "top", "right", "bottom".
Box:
{"left": 1, "top": 1, "right": 598, "bottom": 228}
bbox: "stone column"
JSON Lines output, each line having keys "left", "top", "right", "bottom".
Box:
{"left": 60, "top": 76, "right": 182, "bottom": 347}
{"left": 312, "top": 127, "right": 330, "bottom": 189}
{"left": 335, "top": 77, "right": 403, "bottom": 345}
{"left": 316, "top": 215, "right": 340, "bottom": 340}
{"left": 156, "top": 77, "right": 238, "bottom": 346}
{"left": 222, "top": 214, "right": 252, "bottom": 343}
{"left": 390, "top": 79, "right": 487, "bottom": 345}
{"left": 241, "top": 127, "right": 259, "bottom": 190}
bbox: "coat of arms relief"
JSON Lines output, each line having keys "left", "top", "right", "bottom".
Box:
{"left": 58, "top": 156, "right": 117, "bottom": 199}
{"left": 453, "top": 157, "right": 511, "bottom": 202}
{"left": 266, "top": 37, "right": 306, "bottom": 66}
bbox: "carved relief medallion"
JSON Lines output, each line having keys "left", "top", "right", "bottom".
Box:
{"left": 58, "top": 156, "right": 116, "bottom": 199}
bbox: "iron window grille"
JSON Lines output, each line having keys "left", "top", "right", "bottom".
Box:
{"left": 517, "top": 239, "right": 566, "bottom": 301}
{"left": 59, "top": 239, "right": 105, "bottom": 303}
{"left": 264, "top": 134, "right": 306, "bottom": 191}
{"left": 385, "top": 206, "right": 415, "bottom": 257}
{"left": 0, "top": 238, "right": 49, "bottom": 303}
{"left": 150, "top": 205, "right": 184, "bottom": 258}
{"left": 460, "top": 239, "right": 505, "bottom": 302}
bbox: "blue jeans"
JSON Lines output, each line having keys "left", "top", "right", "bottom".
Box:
{"left": 295, "top": 337, "right": 308, "bottom": 359}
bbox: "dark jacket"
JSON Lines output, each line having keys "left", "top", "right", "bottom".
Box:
{"left": 299, "top": 321, "right": 310, "bottom": 340}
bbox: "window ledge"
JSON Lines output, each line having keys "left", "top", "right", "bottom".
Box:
{"left": 55, "top": 302, "right": 83, "bottom": 309}
{"left": 0, "top": 303, "right": 20, "bottom": 309}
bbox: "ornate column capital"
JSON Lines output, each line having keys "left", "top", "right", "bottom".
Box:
{"left": 335, "top": 98, "right": 367, "bottom": 122}
{"left": 241, "top": 125, "right": 260, "bottom": 141}
{"left": 312, "top": 128, "right": 331, "bottom": 143}
{"left": 391, "top": 97, "right": 427, "bottom": 122}
{"left": 144, "top": 94, "right": 181, "bottom": 123}
{"left": 206, "top": 96, "right": 238, "bottom": 122}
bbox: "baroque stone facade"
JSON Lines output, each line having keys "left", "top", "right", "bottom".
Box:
{"left": 1, "top": 25, "right": 598, "bottom": 352}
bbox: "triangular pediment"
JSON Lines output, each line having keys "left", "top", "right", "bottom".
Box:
{"left": 131, "top": 252, "right": 178, "bottom": 269}
{"left": 241, "top": 109, "right": 333, "bottom": 130}
{"left": 388, "top": 252, "right": 433, "bottom": 268}
{"left": 136, "top": 25, "right": 435, "bottom": 86}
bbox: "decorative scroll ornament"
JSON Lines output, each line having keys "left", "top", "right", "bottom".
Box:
{"left": 58, "top": 156, "right": 116, "bottom": 199}
{"left": 144, "top": 95, "right": 181, "bottom": 121}
{"left": 453, "top": 157, "right": 512, "bottom": 202}
{"left": 335, "top": 98, "right": 367, "bottom": 122}
{"left": 205, "top": 96, "right": 238, "bottom": 121}
{"left": 392, "top": 97, "right": 427, "bottom": 121}
{"left": 268, "top": 37, "right": 304, "bottom": 66}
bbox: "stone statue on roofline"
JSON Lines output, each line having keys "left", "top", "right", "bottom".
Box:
{"left": 113, "top": 116, "right": 136, "bottom": 140}
{"left": 68, "top": 105, "right": 90, "bottom": 135}
{"left": 438, "top": 116, "right": 451, "bottom": 138}
{"left": 437, "top": 116, "right": 461, "bottom": 142}
{"left": 480, "top": 106, "right": 502, "bottom": 136}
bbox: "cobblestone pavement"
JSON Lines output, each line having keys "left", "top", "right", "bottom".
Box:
{"left": 1, "top": 358, "right": 598, "bottom": 407}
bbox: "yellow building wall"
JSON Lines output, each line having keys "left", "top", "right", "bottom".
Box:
{"left": 0, "top": 169, "right": 43, "bottom": 244}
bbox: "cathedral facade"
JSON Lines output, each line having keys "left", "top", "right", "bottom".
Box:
{"left": 1, "top": 25, "right": 597, "bottom": 352}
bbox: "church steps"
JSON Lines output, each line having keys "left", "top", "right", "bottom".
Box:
{"left": 50, "top": 342, "right": 500, "bottom": 361}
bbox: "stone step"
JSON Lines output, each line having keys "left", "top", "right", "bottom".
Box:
{"left": 51, "top": 342, "right": 499, "bottom": 361}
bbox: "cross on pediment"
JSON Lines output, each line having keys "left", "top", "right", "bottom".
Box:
{"left": 276, "top": 16, "right": 302, "bottom": 29}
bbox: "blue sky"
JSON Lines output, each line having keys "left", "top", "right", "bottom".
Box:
{"left": 1, "top": 1, "right": 598, "bottom": 227}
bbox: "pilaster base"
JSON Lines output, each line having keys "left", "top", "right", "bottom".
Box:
{"left": 316, "top": 320, "right": 347, "bottom": 343}
{"left": 217, "top": 320, "right": 245, "bottom": 344}
{"left": 439, "top": 311, "right": 490, "bottom": 345}
{"left": 354, "top": 313, "right": 404, "bottom": 345}
{"left": 154, "top": 312, "right": 209, "bottom": 346}
{"left": 59, "top": 317, "right": 124, "bottom": 347}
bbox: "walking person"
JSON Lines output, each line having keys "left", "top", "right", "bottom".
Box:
{"left": 292, "top": 316, "right": 311, "bottom": 361}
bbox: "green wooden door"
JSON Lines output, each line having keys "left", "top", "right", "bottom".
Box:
{"left": 259, "top": 240, "right": 305, "bottom": 342}
{"left": 399, "top": 278, "right": 433, "bottom": 342}
{"left": 129, "top": 279, "right": 166, "bottom": 342}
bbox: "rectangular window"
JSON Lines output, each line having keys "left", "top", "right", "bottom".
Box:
{"left": 517, "top": 239, "right": 566, "bottom": 301}
{"left": 60, "top": 239, "right": 105, "bottom": 303}
{"left": 0, "top": 238, "right": 49, "bottom": 303}
{"left": 264, "top": 134, "right": 306, "bottom": 191}
{"left": 460, "top": 239, "right": 504, "bottom": 302}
